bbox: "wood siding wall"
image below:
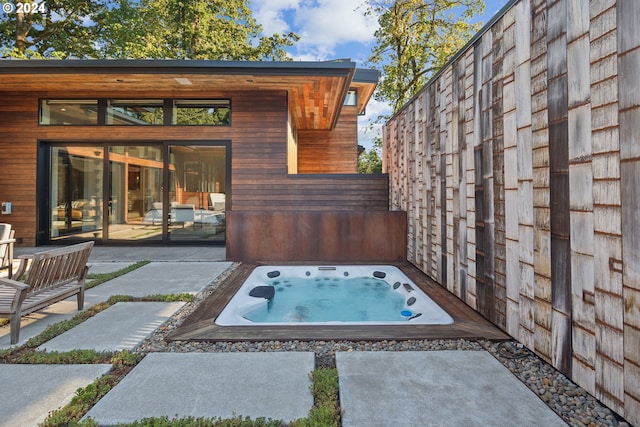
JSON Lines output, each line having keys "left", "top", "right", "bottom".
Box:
{"left": 0, "top": 89, "right": 291, "bottom": 245}
{"left": 384, "top": 1, "right": 639, "bottom": 424}
{"left": 297, "top": 106, "right": 358, "bottom": 173}
{"left": 0, "top": 88, "right": 395, "bottom": 261}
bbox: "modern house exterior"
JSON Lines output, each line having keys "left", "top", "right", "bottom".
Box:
{"left": 0, "top": 59, "right": 406, "bottom": 261}
{"left": 384, "top": 0, "right": 639, "bottom": 424}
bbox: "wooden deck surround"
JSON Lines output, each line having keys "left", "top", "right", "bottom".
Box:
{"left": 166, "top": 263, "right": 510, "bottom": 342}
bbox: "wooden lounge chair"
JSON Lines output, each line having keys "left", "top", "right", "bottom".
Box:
{"left": 0, "top": 241, "right": 94, "bottom": 344}
{"left": 0, "top": 223, "right": 15, "bottom": 278}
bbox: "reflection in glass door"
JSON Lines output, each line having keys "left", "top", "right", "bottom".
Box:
{"left": 46, "top": 142, "right": 227, "bottom": 243}
{"left": 50, "top": 146, "right": 104, "bottom": 240}
{"left": 107, "top": 145, "right": 163, "bottom": 241}
{"left": 168, "top": 145, "right": 227, "bottom": 241}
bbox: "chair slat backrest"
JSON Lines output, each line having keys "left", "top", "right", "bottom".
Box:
{"left": 24, "top": 242, "right": 94, "bottom": 294}
{"left": 0, "top": 223, "right": 12, "bottom": 261}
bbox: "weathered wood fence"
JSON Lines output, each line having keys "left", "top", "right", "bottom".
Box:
{"left": 384, "top": 1, "right": 639, "bottom": 424}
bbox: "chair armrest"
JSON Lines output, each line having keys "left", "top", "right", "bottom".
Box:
{"left": 0, "top": 238, "right": 16, "bottom": 245}
{"left": 13, "top": 255, "right": 32, "bottom": 279}
{"left": 0, "top": 278, "right": 29, "bottom": 313}
{"left": 0, "top": 277, "right": 29, "bottom": 292}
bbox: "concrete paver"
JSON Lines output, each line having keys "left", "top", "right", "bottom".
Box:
{"left": 86, "top": 261, "right": 232, "bottom": 298}
{"left": 37, "top": 301, "right": 185, "bottom": 352}
{"left": 83, "top": 352, "right": 315, "bottom": 425}
{"left": 336, "top": 350, "right": 567, "bottom": 427}
{"left": 0, "top": 364, "right": 112, "bottom": 427}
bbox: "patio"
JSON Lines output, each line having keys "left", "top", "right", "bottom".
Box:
{"left": 0, "top": 246, "right": 630, "bottom": 426}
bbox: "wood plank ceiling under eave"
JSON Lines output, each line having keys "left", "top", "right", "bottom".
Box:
{"left": 0, "top": 69, "right": 352, "bottom": 130}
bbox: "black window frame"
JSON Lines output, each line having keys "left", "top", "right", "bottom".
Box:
{"left": 38, "top": 98, "right": 232, "bottom": 127}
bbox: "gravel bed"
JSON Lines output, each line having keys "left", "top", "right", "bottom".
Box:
{"left": 135, "top": 263, "right": 631, "bottom": 427}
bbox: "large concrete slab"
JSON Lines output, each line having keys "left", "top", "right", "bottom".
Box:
{"left": 0, "top": 363, "right": 112, "bottom": 427}
{"left": 336, "top": 351, "right": 567, "bottom": 427}
{"left": 84, "top": 352, "right": 315, "bottom": 425}
{"left": 37, "top": 302, "right": 185, "bottom": 352}
{"left": 87, "top": 261, "right": 137, "bottom": 275}
{"left": 86, "top": 262, "right": 232, "bottom": 298}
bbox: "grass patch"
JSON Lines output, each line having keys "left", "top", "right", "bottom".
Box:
{"left": 41, "top": 351, "right": 143, "bottom": 427}
{"left": 85, "top": 260, "right": 151, "bottom": 289}
{"left": 295, "top": 368, "right": 340, "bottom": 427}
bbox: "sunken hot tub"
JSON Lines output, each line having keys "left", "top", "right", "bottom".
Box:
{"left": 215, "top": 265, "right": 454, "bottom": 326}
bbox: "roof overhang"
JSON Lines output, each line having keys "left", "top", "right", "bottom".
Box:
{"left": 0, "top": 59, "right": 378, "bottom": 130}
{"left": 352, "top": 68, "right": 380, "bottom": 115}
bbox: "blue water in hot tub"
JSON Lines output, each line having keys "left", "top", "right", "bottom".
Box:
{"left": 244, "top": 276, "right": 407, "bottom": 323}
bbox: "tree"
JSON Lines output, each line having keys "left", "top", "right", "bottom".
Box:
{"left": 96, "top": 0, "right": 299, "bottom": 60}
{"left": 1, "top": 0, "right": 298, "bottom": 60}
{"left": 358, "top": 137, "right": 383, "bottom": 174}
{"left": 367, "top": 0, "right": 484, "bottom": 113}
{"left": 0, "top": 0, "right": 107, "bottom": 58}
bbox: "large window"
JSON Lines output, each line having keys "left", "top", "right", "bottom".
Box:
{"left": 40, "top": 98, "right": 230, "bottom": 126}
{"left": 45, "top": 142, "right": 229, "bottom": 244}
{"left": 107, "top": 100, "right": 164, "bottom": 125}
{"left": 40, "top": 100, "right": 99, "bottom": 125}
{"left": 174, "top": 100, "right": 230, "bottom": 125}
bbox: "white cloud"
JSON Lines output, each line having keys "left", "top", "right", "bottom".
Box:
{"left": 358, "top": 98, "right": 392, "bottom": 150}
{"left": 294, "top": 0, "right": 377, "bottom": 59}
{"left": 252, "top": 0, "right": 300, "bottom": 35}
{"left": 251, "top": 0, "right": 378, "bottom": 61}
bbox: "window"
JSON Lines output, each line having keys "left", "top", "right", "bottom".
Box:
{"left": 40, "top": 99, "right": 230, "bottom": 126}
{"left": 107, "top": 100, "right": 164, "bottom": 125}
{"left": 173, "top": 100, "right": 230, "bottom": 125}
{"left": 344, "top": 90, "right": 357, "bottom": 106}
{"left": 40, "top": 100, "right": 98, "bottom": 125}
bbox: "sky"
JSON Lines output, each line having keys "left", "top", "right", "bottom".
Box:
{"left": 249, "top": 0, "right": 511, "bottom": 150}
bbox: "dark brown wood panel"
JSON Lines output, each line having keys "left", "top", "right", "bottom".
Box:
{"left": 226, "top": 210, "right": 407, "bottom": 263}
{"left": 167, "top": 262, "right": 510, "bottom": 342}
{"left": 297, "top": 106, "right": 358, "bottom": 173}
{"left": 232, "top": 174, "right": 390, "bottom": 211}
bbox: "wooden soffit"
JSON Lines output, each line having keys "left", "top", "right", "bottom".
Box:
{"left": 0, "top": 59, "right": 376, "bottom": 130}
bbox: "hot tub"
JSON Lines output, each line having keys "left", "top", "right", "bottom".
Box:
{"left": 215, "top": 265, "right": 454, "bottom": 326}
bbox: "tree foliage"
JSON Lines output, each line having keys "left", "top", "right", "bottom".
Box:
{"left": 367, "top": 0, "right": 485, "bottom": 113}
{"left": 0, "top": 0, "right": 298, "bottom": 60}
{"left": 0, "top": 0, "right": 105, "bottom": 58}
{"left": 358, "top": 137, "right": 383, "bottom": 174}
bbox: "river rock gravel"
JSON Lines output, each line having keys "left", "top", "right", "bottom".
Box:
{"left": 135, "top": 263, "right": 632, "bottom": 427}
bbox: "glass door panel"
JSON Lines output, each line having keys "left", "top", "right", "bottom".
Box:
{"left": 107, "top": 145, "right": 163, "bottom": 241}
{"left": 168, "top": 145, "right": 226, "bottom": 241}
{"left": 50, "top": 146, "right": 104, "bottom": 240}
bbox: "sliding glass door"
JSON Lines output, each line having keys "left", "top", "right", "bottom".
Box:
{"left": 46, "top": 142, "right": 228, "bottom": 244}
{"left": 167, "top": 145, "right": 227, "bottom": 241}
{"left": 50, "top": 146, "right": 104, "bottom": 240}
{"left": 105, "top": 145, "right": 164, "bottom": 241}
